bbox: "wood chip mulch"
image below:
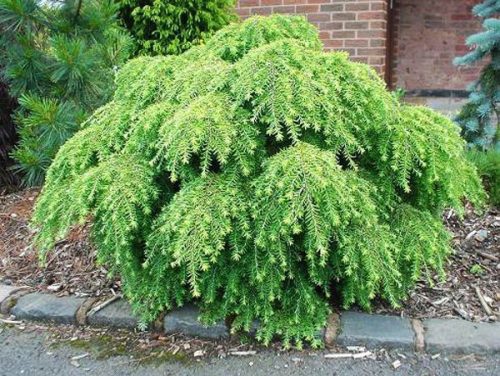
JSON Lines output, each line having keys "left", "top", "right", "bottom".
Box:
{"left": 0, "top": 188, "right": 120, "bottom": 298}
{"left": 1, "top": 189, "right": 498, "bottom": 321}
{"left": 374, "top": 205, "right": 499, "bottom": 322}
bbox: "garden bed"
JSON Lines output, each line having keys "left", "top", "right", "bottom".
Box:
{"left": 0, "top": 188, "right": 120, "bottom": 298}
{"left": 1, "top": 188, "right": 498, "bottom": 321}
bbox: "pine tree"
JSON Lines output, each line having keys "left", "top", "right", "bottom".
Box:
{"left": 0, "top": 0, "right": 132, "bottom": 186}
{"left": 33, "top": 15, "right": 485, "bottom": 347}
{"left": 454, "top": 0, "right": 500, "bottom": 150}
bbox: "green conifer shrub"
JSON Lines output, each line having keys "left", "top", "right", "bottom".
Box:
{"left": 33, "top": 15, "right": 485, "bottom": 347}
{"left": 116, "top": 0, "right": 236, "bottom": 56}
{"left": 0, "top": 0, "right": 132, "bottom": 186}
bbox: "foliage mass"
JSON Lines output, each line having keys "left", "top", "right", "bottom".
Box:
{"left": 33, "top": 15, "right": 484, "bottom": 347}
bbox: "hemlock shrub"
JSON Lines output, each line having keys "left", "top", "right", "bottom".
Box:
{"left": 33, "top": 15, "right": 485, "bottom": 347}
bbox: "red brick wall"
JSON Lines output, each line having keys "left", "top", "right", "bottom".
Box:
{"left": 236, "top": 0, "right": 389, "bottom": 75}
{"left": 391, "top": 0, "right": 483, "bottom": 92}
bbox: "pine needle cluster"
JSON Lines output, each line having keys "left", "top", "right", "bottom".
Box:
{"left": 0, "top": 0, "right": 132, "bottom": 186}
{"left": 33, "top": 15, "right": 484, "bottom": 347}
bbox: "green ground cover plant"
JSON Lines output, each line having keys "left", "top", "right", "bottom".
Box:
{"left": 33, "top": 15, "right": 484, "bottom": 347}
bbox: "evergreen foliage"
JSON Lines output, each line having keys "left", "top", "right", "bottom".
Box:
{"left": 466, "top": 148, "right": 500, "bottom": 205}
{"left": 454, "top": 0, "right": 500, "bottom": 149}
{"left": 33, "top": 15, "right": 485, "bottom": 347}
{"left": 0, "top": 0, "right": 132, "bottom": 186}
{"left": 116, "top": 0, "right": 236, "bottom": 56}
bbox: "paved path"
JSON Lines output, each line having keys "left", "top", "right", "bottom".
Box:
{"left": 1, "top": 327, "right": 499, "bottom": 376}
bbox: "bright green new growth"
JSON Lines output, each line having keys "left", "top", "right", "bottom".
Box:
{"left": 33, "top": 15, "right": 484, "bottom": 347}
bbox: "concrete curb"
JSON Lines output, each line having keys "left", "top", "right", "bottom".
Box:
{"left": 1, "top": 285, "right": 499, "bottom": 354}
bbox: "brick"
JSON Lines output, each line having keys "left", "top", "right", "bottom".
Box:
{"left": 357, "top": 11, "right": 386, "bottom": 20}
{"left": 307, "top": 12, "right": 331, "bottom": 22}
{"left": 261, "top": 0, "right": 283, "bottom": 5}
{"left": 319, "top": 22, "right": 344, "bottom": 31}
{"left": 370, "top": 2, "right": 387, "bottom": 11}
{"left": 307, "top": 0, "right": 332, "bottom": 4}
{"left": 331, "top": 12, "right": 356, "bottom": 21}
{"left": 320, "top": 4, "right": 344, "bottom": 12}
{"left": 357, "top": 29, "right": 386, "bottom": 38}
{"left": 238, "top": 0, "right": 259, "bottom": 7}
{"left": 370, "top": 38, "right": 385, "bottom": 47}
{"left": 345, "top": 39, "right": 369, "bottom": 47}
{"left": 346, "top": 3, "right": 370, "bottom": 11}
{"left": 250, "top": 7, "right": 272, "bottom": 15}
{"left": 295, "top": 5, "right": 319, "bottom": 13}
{"left": 357, "top": 47, "right": 386, "bottom": 56}
{"left": 370, "top": 20, "right": 386, "bottom": 29}
{"left": 351, "top": 57, "right": 369, "bottom": 64}
{"left": 368, "top": 56, "right": 384, "bottom": 65}
{"left": 319, "top": 31, "right": 330, "bottom": 39}
{"left": 331, "top": 30, "right": 356, "bottom": 39}
{"left": 345, "top": 21, "right": 369, "bottom": 30}
{"left": 273, "top": 5, "right": 295, "bottom": 14}
{"left": 324, "top": 39, "right": 344, "bottom": 48}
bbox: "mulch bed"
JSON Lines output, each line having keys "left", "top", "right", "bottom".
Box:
{"left": 0, "top": 188, "right": 120, "bottom": 298}
{"left": 374, "top": 205, "right": 499, "bottom": 322}
{"left": 1, "top": 188, "right": 498, "bottom": 321}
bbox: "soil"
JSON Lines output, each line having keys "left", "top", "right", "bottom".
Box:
{"left": 0, "top": 188, "right": 498, "bottom": 321}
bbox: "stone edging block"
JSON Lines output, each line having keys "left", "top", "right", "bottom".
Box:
{"left": 87, "top": 298, "right": 138, "bottom": 329}
{"left": 2, "top": 285, "right": 500, "bottom": 354}
{"left": 11, "top": 293, "right": 85, "bottom": 325}
{"left": 337, "top": 311, "right": 414, "bottom": 350}
{"left": 424, "top": 318, "right": 500, "bottom": 354}
{"left": 164, "top": 305, "right": 228, "bottom": 339}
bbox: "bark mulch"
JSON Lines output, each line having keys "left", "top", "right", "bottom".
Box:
{"left": 0, "top": 188, "right": 120, "bottom": 298}
{"left": 374, "top": 205, "right": 499, "bottom": 322}
{"left": 1, "top": 189, "right": 498, "bottom": 321}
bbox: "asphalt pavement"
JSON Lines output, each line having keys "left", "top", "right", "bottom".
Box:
{"left": 0, "top": 326, "right": 499, "bottom": 376}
